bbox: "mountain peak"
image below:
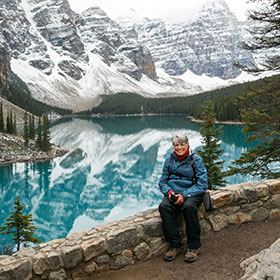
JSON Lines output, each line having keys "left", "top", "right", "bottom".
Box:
{"left": 82, "top": 6, "right": 108, "bottom": 17}
{"left": 201, "top": 0, "right": 234, "bottom": 17}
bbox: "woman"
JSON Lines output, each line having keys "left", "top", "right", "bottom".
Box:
{"left": 158, "top": 133, "right": 208, "bottom": 262}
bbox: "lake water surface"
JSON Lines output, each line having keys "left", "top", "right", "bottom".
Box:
{"left": 0, "top": 115, "right": 257, "bottom": 245}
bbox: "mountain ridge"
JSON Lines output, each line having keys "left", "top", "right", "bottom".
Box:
{"left": 0, "top": 0, "right": 271, "bottom": 112}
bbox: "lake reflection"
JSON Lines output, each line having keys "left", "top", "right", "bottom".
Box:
{"left": 0, "top": 116, "right": 255, "bottom": 244}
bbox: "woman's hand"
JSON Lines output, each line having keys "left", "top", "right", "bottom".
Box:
{"left": 174, "top": 194, "right": 184, "bottom": 205}
{"left": 168, "top": 191, "right": 175, "bottom": 202}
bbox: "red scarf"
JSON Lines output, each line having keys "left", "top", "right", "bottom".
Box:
{"left": 173, "top": 147, "right": 189, "bottom": 161}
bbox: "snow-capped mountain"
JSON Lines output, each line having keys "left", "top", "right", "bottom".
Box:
{"left": 0, "top": 0, "right": 264, "bottom": 112}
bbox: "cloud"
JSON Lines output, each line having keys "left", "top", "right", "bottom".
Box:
{"left": 102, "top": 0, "right": 207, "bottom": 21}
{"left": 68, "top": 0, "right": 253, "bottom": 22}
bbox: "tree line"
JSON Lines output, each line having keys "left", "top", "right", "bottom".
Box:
{"left": 0, "top": 101, "right": 51, "bottom": 153}
{"left": 23, "top": 111, "right": 51, "bottom": 152}
{"left": 84, "top": 86, "right": 246, "bottom": 121}
{"left": 84, "top": 74, "right": 280, "bottom": 123}
{"left": 0, "top": 103, "right": 17, "bottom": 134}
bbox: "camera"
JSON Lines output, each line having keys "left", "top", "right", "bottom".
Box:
{"left": 170, "top": 193, "right": 178, "bottom": 203}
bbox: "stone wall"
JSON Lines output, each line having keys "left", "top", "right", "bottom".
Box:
{"left": 1, "top": 179, "right": 280, "bottom": 280}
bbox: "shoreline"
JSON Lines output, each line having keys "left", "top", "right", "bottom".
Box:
{"left": 0, "top": 147, "right": 69, "bottom": 167}
{"left": 188, "top": 116, "right": 243, "bottom": 125}
{"left": 61, "top": 113, "right": 243, "bottom": 125}
{"left": 0, "top": 132, "right": 69, "bottom": 167}
{"left": 68, "top": 113, "right": 187, "bottom": 118}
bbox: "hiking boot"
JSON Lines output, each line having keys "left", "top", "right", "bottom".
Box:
{"left": 164, "top": 247, "right": 181, "bottom": 261}
{"left": 184, "top": 248, "right": 200, "bottom": 262}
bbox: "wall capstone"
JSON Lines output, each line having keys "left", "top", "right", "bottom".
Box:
{"left": 0, "top": 179, "right": 280, "bottom": 280}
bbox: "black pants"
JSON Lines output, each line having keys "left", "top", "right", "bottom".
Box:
{"left": 159, "top": 195, "right": 202, "bottom": 249}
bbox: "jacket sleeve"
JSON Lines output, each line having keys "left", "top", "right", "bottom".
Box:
{"left": 158, "top": 157, "right": 173, "bottom": 196}
{"left": 182, "top": 154, "right": 208, "bottom": 198}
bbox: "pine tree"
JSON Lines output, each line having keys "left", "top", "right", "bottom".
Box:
{"left": 42, "top": 114, "right": 51, "bottom": 152}
{"left": 0, "top": 101, "right": 4, "bottom": 132}
{"left": 28, "top": 114, "right": 32, "bottom": 139}
{"left": 229, "top": 0, "right": 280, "bottom": 179}
{"left": 31, "top": 114, "right": 35, "bottom": 139}
{"left": 36, "top": 116, "right": 42, "bottom": 150}
{"left": 13, "top": 112, "right": 17, "bottom": 135}
{"left": 9, "top": 110, "right": 13, "bottom": 134}
{"left": 0, "top": 197, "right": 42, "bottom": 252}
{"left": 228, "top": 76, "right": 280, "bottom": 179}
{"left": 28, "top": 114, "right": 35, "bottom": 139}
{"left": 238, "top": 0, "right": 280, "bottom": 72}
{"left": 196, "top": 101, "right": 227, "bottom": 189}
{"left": 6, "top": 110, "right": 10, "bottom": 133}
{"left": 23, "top": 111, "right": 29, "bottom": 146}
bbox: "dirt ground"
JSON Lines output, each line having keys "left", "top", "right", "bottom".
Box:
{"left": 94, "top": 218, "right": 280, "bottom": 280}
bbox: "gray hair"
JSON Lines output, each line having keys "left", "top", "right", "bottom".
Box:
{"left": 172, "top": 133, "right": 189, "bottom": 145}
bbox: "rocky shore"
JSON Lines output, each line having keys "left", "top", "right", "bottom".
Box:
{"left": 0, "top": 132, "right": 68, "bottom": 166}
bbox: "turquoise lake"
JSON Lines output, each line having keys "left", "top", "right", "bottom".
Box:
{"left": 0, "top": 115, "right": 258, "bottom": 245}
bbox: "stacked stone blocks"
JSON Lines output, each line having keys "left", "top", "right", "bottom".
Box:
{"left": 0, "top": 179, "right": 279, "bottom": 280}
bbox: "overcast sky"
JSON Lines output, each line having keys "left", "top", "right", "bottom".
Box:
{"left": 68, "top": 0, "right": 255, "bottom": 22}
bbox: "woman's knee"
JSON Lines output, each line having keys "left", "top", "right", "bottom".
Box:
{"left": 159, "top": 197, "right": 173, "bottom": 213}
{"left": 182, "top": 199, "right": 197, "bottom": 213}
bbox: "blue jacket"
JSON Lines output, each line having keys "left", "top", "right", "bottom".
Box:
{"left": 159, "top": 152, "right": 208, "bottom": 198}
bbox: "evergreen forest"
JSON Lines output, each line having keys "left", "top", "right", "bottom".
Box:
{"left": 83, "top": 74, "right": 280, "bottom": 122}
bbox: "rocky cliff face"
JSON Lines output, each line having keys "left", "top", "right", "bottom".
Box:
{"left": 0, "top": 0, "right": 163, "bottom": 111}
{"left": 118, "top": 0, "right": 254, "bottom": 80}
{"left": 0, "top": 0, "right": 87, "bottom": 77}
{"left": 0, "top": 0, "right": 157, "bottom": 83}
{"left": 77, "top": 7, "right": 157, "bottom": 81}
{"left": 0, "top": 0, "right": 266, "bottom": 111}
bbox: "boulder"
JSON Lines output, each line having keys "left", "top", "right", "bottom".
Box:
{"left": 240, "top": 238, "right": 280, "bottom": 280}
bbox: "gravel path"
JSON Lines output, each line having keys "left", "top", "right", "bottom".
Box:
{"left": 94, "top": 218, "right": 280, "bottom": 280}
